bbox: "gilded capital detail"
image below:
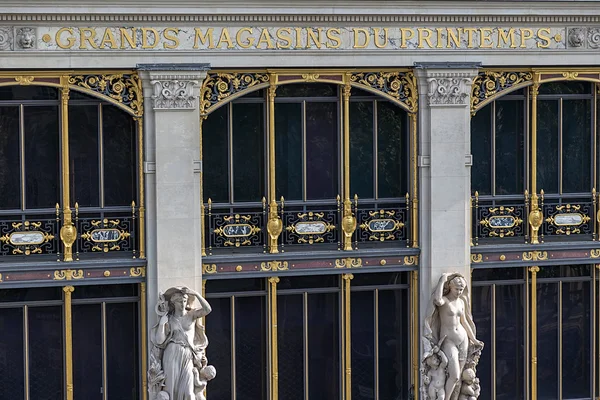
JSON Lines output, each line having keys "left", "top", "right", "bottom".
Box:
{"left": 426, "top": 75, "right": 473, "bottom": 106}
{"left": 151, "top": 79, "right": 199, "bottom": 110}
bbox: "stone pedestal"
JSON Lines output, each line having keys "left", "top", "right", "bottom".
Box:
{"left": 139, "top": 63, "right": 210, "bottom": 315}
{"left": 415, "top": 62, "right": 480, "bottom": 316}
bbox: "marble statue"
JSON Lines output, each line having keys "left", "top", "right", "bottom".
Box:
{"left": 148, "top": 287, "right": 215, "bottom": 400}
{"left": 421, "top": 273, "right": 483, "bottom": 400}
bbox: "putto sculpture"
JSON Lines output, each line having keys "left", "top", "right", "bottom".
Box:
{"left": 149, "top": 286, "right": 215, "bottom": 400}
{"left": 421, "top": 273, "right": 483, "bottom": 400}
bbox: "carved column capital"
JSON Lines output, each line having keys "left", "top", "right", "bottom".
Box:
{"left": 415, "top": 63, "right": 480, "bottom": 107}
{"left": 150, "top": 78, "right": 198, "bottom": 110}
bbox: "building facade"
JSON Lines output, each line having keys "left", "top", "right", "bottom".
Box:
{"left": 0, "top": 1, "right": 599, "bottom": 399}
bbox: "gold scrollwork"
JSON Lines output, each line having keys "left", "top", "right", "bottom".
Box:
{"left": 0, "top": 220, "right": 55, "bottom": 256}
{"left": 522, "top": 251, "right": 548, "bottom": 261}
{"left": 471, "top": 71, "right": 533, "bottom": 113}
{"left": 360, "top": 209, "right": 405, "bottom": 242}
{"left": 349, "top": 71, "right": 418, "bottom": 113}
{"left": 480, "top": 205, "right": 524, "bottom": 238}
{"left": 214, "top": 214, "right": 261, "bottom": 247}
{"left": 335, "top": 257, "right": 363, "bottom": 269}
{"left": 200, "top": 72, "right": 270, "bottom": 115}
{"left": 203, "top": 264, "right": 217, "bottom": 274}
{"left": 15, "top": 75, "right": 35, "bottom": 85}
{"left": 260, "top": 261, "right": 289, "bottom": 272}
{"left": 403, "top": 255, "right": 418, "bottom": 265}
{"left": 129, "top": 267, "right": 146, "bottom": 277}
{"left": 471, "top": 254, "right": 483, "bottom": 263}
{"left": 301, "top": 73, "right": 320, "bottom": 82}
{"left": 0, "top": 273, "right": 3, "bottom": 282}
{"left": 590, "top": 249, "right": 600, "bottom": 258}
{"left": 67, "top": 73, "right": 143, "bottom": 116}
{"left": 53, "top": 269, "right": 84, "bottom": 281}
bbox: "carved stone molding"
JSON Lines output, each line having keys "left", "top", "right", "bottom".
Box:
{"left": 0, "top": 27, "right": 13, "bottom": 50}
{"left": 150, "top": 79, "right": 198, "bottom": 110}
{"left": 568, "top": 27, "right": 600, "bottom": 49}
{"left": 426, "top": 75, "right": 473, "bottom": 106}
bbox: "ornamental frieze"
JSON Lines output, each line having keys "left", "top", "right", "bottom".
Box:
{"left": 0, "top": 26, "right": 592, "bottom": 51}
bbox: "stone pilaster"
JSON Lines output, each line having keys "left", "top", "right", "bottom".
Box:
{"left": 415, "top": 62, "right": 481, "bottom": 315}
{"left": 139, "top": 64, "right": 210, "bottom": 313}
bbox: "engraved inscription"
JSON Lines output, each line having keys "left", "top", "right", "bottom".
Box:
{"left": 90, "top": 229, "right": 121, "bottom": 242}
{"left": 10, "top": 231, "right": 45, "bottom": 245}
{"left": 294, "top": 221, "right": 327, "bottom": 235}
{"left": 222, "top": 224, "right": 252, "bottom": 237}
{"left": 488, "top": 216, "right": 516, "bottom": 228}
{"left": 368, "top": 219, "right": 396, "bottom": 232}
{"left": 554, "top": 213, "right": 584, "bottom": 226}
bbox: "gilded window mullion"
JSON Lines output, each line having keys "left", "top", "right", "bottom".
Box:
{"left": 342, "top": 274, "right": 353, "bottom": 400}
{"left": 140, "top": 282, "right": 148, "bottom": 400}
{"left": 492, "top": 284, "right": 497, "bottom": 400}
{"left": 529, "top": 266, "right": 539, "bottom": 400}
{"left": 558, "top": 281, "right": 563, "bottom": 400}
{"left": 24, "top": 304, "right": 29, "bottom": 400}
{"left": 303, "top": 100, "right": 307, "bottom": 202}
{"left": 411, "top": 270, "right": 419, "bottom": 400}
{"left": 374, "top": 289, "right": 379, "bottom": 400}
{"left": 268, "top": 277, "right": 280, "bottom": 400}
{"left": 525, "top": 268, "right": 530, "bottom": 400}
{"left": 559, "top": 98, "right": 563, "bottom": 195}
{"left": 304, "top": 292, "right": 309, "bottom": 400}
{"left": 492, "top": 101, "right": 496, "bottom": 196}
{"left": 137, "top": 118, "right": 145, "bottom": 259}
{"left": 410, "top": 113, "right": 418, "bottom": 248}
{"left": 529, "top": 77, "right": 542, "bottom": 245}
{"left": 59, "top": 78, "right": 76, "bottom": 261}
{"left": 593, "top": 265, "right": 598, "bottom": 399}
{"left": 63, "top": 285, "right": 75, "bottom": 400}
{"left": 593, "top": 86, "right": 597, "bottom": 193}
{"left": 102, "top": 302, "right": 108, "bottom": 400}
{"left": 266, "top": 77, "right": 282, "bottom": 254}
{"left": 341, "top": 77, "right": 356, "bottom": 251}
{"left": 374, "top": 100, "right": 378, "bottom": 200}
{"left": 229, "top": 102, "right": 234, "bottom": 204}
{"left": 231, "top": 295, "right": 236, "bottom": 400}
{"left": 200, "top": 116, "right": 206, "bottom": 256}
{"left": 19, "top": 103, "right": 25, "bottom": 210}
{"left": 99, "top": 104, "right": 105, "bottom": 208}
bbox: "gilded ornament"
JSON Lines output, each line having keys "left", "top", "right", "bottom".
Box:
{"left": 67, "top": 73, "right": 143, "bottom": 116}
{"left": 349, "top": 71, "right": 418, "bottom": 112}
{"left": 499, "top": 255, "right": 506, "bottom": 261}
{"left": 260, "top": 261, "right": 289, "bottom": 271}
{"left": 380, "top": 259, "right": 386, "bottom": 266}
{"left": 235, "top": 265, "right": 243, "bottom": 272}
{"left": 53, "top": 269, "right": 84, "bottom": 281}
{"left": 103, "top": 270, "right": 111, "bottom": 277}
{"left": 130, "top": 267, "right": 146, "bottom": 277}
{"left": 522, "top": 251, "right": 548, "bottom": 261}
{"left": 470, "top": 254, "right": 483, "bottom": 263}
{"left": 590, "top": 249, "right": 600, "bottom": 258}
{"left": 471, "top": 71, "right": 533, "bottom": 112}
{"left": 403, "top": 255, "right": 418, "bottom": 265}
{"left": 334, "top": 258, "right": 362, "bottom": 268}
{"left": 301, "top": 73, "right": 320, "bottom": 82}
{"left": 200, "top": 72, "right": 270, "bottom": 115}
{"left": 562, "top": 71, "right": 579, "bottom": 80}
{"left": 203, "top": 264, "right": 217, "bottom": 274}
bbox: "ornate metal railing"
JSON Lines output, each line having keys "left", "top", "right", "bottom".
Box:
{"left": 0, "top": 203, "right": 141, "bottom": 260}
{"left": 204, "top": 194, "right": 411, "bottom": 254}
{"left": 471, "top": 191, "right": 597, "bottom": 245}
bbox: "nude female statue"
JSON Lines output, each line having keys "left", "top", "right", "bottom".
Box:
{"left": 150, "top": 286, "right": 213, "bottom": 400}
{"left": 423, "top": 273, "right": 483, "bottom": 400}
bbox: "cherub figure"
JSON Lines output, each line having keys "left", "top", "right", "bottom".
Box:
{"left": 458, "top": 369, "right": 480, "bottom": 400}
{"left": 193, "top": 364, "right": 216, "bottom": 400}
{"left": 423, "top": 342, "right": 449, "bottom": 400}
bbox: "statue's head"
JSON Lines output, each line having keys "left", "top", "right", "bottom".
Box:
{"left": 169, "top": 291, "right": 190, "bottom": 313}
{"left": 461, "top": 368, "right": 476, "bottom": 383}
{"left": 201, "top": 365, "right": 217, "bottom": 381}
{"left": 443, "top": 273, "right": 467, "bottom": 298}
{"left": 426, "top": 353, "right": 441, "bottom": 368}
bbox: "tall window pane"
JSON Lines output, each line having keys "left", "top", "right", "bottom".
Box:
{"left": 0, "top": 106, "right": 20, "bottom": 209}
{"left": 106, "top": 302, "right": 139, "bottom": 400}
{"left": 0, "top": 307, "right": 24, "bottom": 399}
{"left": 377, "top": 102, "right": 406, "bottom": 198}
{"left": 278, "top": 294, "right": 304, "bottom": 400}
{"left": 351, "top": 290, "right": 375, "bottom": 399}
{"left": 204, "top": 106, "right": 229, "bottom": 203}
{"left": 24, "top": 106, "right": 60, "bottom": 209}
{"left": 29, "top": 306, "right": 63, "bottom": 400}
{"left": 495, "top": 100, "right": 525, "bottom": 195}
{"left": 103, "top": 105, "right": 136, "bottom": 206}
{"left": 70, "top": 105, "right": 100, "bottom": 207}
{"left": 562, "top": 99, "right": 591, "bottom": 193}
{"left": 73, "top": 304, "right": 103, "bottom": 400}
{"left": 275, "top": 102, "right": 302, "bottom": 201}
{"left": 471, "top": 285, "right": 493, "bottom": 399}
{"left": 350, "top": 101, "right": 374, "bottom": 199}
{"left": 308, "top": 292, "right": 340, "bottom": 399}
{"left": 537, "top": 100, "right": 559, "bottom": 193}
{"left": 471, "top": 106, "right": 492, "bottom": 195}
{"left": 205, "top": 297, "right": 232, "bottom": 399}
{"left": 232, "top": 103, "right": 265, "bottom": 202}
{"left": 235, "top": 296, "right": 267, "bottom": 399}
{"left": 306, "top": 102, "right": 338, "bottom": 200}
{"left": 537, "top": 282, "right": 559, "bottom": 399}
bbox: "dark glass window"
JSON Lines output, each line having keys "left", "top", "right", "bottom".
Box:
{"left": 377, "top": 102, "right": 407, "bottom": 198}
{"left": 275, "top": 102, "right": 303, "bottom": 201}
{"left": 536, "top": 282, "right": 560, "bottom": 398}
{"left": 0, "top": 106, "right": 20, "bottom": 209}
{"left": 203, "top": 106, "right": 229, "bottom": 203}
{"left": 24, "top": 106, "right": 60, "bottom": 209}
{"left": 29, "top": 306, "right": 64, "bottom": 400}
{"left": 69, "top": 104, "right": 100, "bottom": 207}
{"left": 0, "top": 307, "right": 24, "bottom": 399}
{"left": 350, "top": 101, "right": 374, "bottom": 199}
{"left": 205, "top": 297, "right": 232, "bottom": 399}
{"left": 232, "top": 102, "right": 265, "bottom": 202}
{"left": 350, "top": 290, "right": 375, "bottom": 399}
{"left": 537, "top": 99, "right": 560, "bottom": 193}
{"left": 495, "top": 100, "right": 525, "bottom": 195}
{"left": 103, "top": 105, "right": 136, "bottom": 206}
{"left": 106, "top": 302, "right": 139, "bottom": 400}
{"left": 277, "top": 83, "right": 337, "bottom": 97}
{"left": 0, "top": 85, "right": 58, "bottom": 101}
{"left": 562, "top": 99, "right": 591, "bottom": 193}
{"left": 471, "top": 105, "right": 493, "bottom": 195}
{"left": 278, "top": 294, "right": 304, "bottom": 400}
{"left": 236, "top": 296, "right": 268, "bottom": 399}
{"left": 306, "top": 101, "right": 338, "bottom": 200}
{"left": 73, "top": 304, "right": 103, "bottom": 400}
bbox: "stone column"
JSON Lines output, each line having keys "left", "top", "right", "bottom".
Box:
{"left": 139, "top": 64, "right": 210, "bottom": 314}
{"left": 415, "top": 62, "right": 481, "bottom": 314}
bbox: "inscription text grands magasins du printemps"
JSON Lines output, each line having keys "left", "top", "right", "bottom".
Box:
{"left": 34, "top": 26, "right": 564, "bottom": 51}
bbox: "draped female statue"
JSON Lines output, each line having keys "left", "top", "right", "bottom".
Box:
{"left": 421, "top": 273, "right": 483, "bottom": 400}
{"left": 149, "top": 286, "right": 215, "bottom": 400}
